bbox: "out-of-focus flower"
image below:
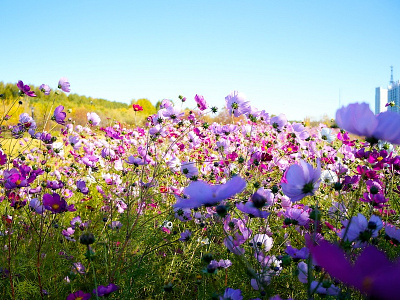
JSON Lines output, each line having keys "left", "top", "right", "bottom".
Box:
{"left": 58, "top": 77, "right": 71, "bottom": 92}
{"left": 336, "top": 102, "right": 400, "bottom": 144}
{"left": 307, "top": 238, "right": 400, "bottom": 300}
{"left": 17, "top": 80, "right": 36, "bottom": 97}
{"left": 281, "top": 160, "right": 321, "bottom": 202}
{"left": 173, "top": 176, "right": 246, "bottom": 209}
{"left": 220, "top": 288, "right": 243, "bottom": 300}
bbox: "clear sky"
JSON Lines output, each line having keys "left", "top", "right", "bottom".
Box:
{"left": 2, "top": 0, "right": 399, "bottom": 121}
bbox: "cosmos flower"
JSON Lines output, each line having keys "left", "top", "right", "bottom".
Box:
{"left": 93, "top": 283, "right": 119, "bottom": 297}
{"left": 270, "top": 114, "right": 287, "bottom": 131}
{"left": 336, "top": 102, "right": 400, "bottom": 144}
{"left": 307, "top": 238, "right": 400, "bottom": 300}
{"left": 281, "top": 160, "right": 321, "bottom": 202}
{"left": 339, "top": 213, "right": 382, "bottom": 243}
{"left": 17, "top": 80, "right": 36, "bottom": 97}
{"left": 194, "top": 94, "right": 208, "bottom": 111}
{"left": 43, "top": 193, "right": 68, "bottom": 213}
{"left": 220, "top": 288, "right": 243, "bottom": 300}
{"left": 39, "top": 84, "right": 51, "bottom": 95}
{"left": 0, "top": 150, "right": 7, "bottom": 165}
{"left": 58, "top": 77, "right": 71, "bottom": 93}
{"left": 173, "top": 176, "right": 246, "bottom": 209}
{"left": 132, "top": 104, "right": 143, "bottom": 112}
{"left": 87, "top": 112, "right": 101, "bottom": 126}
{"left": 66, "top": 290, "right": 91, "bottom": 300}
{"left": 76, "top": 180, "right": 89, "bottom": 195}
{"left": 52, "top": 105, "right": 66, "bottom": 125}
{"left": 319, "top": 127, "right": 336, "bottom": 143}
{"left": 29, "top": 198, "right": 45, "bottom": 214}
{"left": 225, "top": 91, "right": 251, "bottom": 117}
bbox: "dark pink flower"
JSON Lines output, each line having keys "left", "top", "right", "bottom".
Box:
{"left": 132, "top": 104, "right": 143, "bottom": 112}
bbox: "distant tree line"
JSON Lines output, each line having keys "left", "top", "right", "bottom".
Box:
{"left": 0, "top": 81, "right": 157, "bottom": 127}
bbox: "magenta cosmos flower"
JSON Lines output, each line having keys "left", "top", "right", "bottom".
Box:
{"left": 281, "top": 160, "right": 321, "bottom": 202}
{"left": 173, "top": 176, "right": 246, "bottom": 209}
{"left": 132, "top": 104, "right": 143, "bottom": 112}
{"left": 194, "top": 94, "right": 208, "bottom": 111}
{"left": 66, "top": 290, "right": 91, "bottom": 300}
{"left": 336, "top": 102, "right": 400, "bottom": 144}
{"left": 308, "top": 238, "right": 400, "bottom": 300}
{"left": 58, "top": 77, "right": 71, "bottom": 92}
{"left": 17, "top": 80, "right": 36, "bottom": 97}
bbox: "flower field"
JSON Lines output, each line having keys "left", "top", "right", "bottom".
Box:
{"left": 1, "top": 79, "right": 400, "bottom": 300}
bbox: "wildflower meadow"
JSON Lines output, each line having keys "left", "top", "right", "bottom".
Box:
{"left": 1, "top": 78, "right": 400, "bottom": 300}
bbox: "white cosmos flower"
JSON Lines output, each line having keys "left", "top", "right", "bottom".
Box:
{"left": 321, "top": 170, "right": 338, "bottom": 184}
{"left": 319, "top": 128, "right": 336, "bottom": 143}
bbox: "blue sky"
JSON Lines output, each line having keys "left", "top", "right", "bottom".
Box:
{"left": 2, "top": 0, "right": 399, "bottom": 120}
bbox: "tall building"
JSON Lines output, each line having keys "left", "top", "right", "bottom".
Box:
{"left": 375, "top": 66, "right": 399, "bottom": 114}
{"left": 387, "top": 80, "right": 400, "bottom": 113}
{"left": 375, "top": 87, "right": 388, "bottom": 114}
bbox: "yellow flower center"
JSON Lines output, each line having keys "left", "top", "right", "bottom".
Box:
{"left": 52, "top": 204, "right": 60, "bottom": 210}
{"left": 16, "top": 180, "right": 21, "bottom": 185}
{"left": 377, "top": 156, "right": 383, "bottom": 162}
{"left": 287, "top": 147, "right": 292, "bottom": 152}
{"left": 76, "top": 297, "right": 83, "bottom": 300}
